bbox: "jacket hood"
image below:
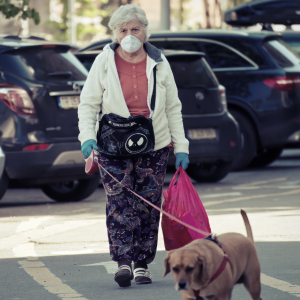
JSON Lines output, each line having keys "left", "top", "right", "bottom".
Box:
{"left": 103, "top": 42, "right": 163, "bottom": 63}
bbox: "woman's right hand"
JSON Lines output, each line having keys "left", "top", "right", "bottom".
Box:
{"left": 81, "top": 140, "right": 98, "bottom": 158}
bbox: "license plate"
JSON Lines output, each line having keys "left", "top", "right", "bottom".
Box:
{"left": 58, "top": 96, "right": 80, "bottom": 109}
{"left": 188, "top": 128, "right": 217, "bottom": 140}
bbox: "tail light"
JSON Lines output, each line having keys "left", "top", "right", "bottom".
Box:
{"left": 23, "top": 144, "right": 50, "bottom": 151}
{"left": 263, "top": 76, "right": 298, "bottom": 91}
{"left": 0, "top": 84, "right": 36, "bottom": 116}
{"left": 218, "top": 85, "right": 227, "bottom": 112}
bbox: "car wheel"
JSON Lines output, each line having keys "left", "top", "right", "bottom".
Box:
{"left": 249, "top": 147, "right": 283, "bottom": 168}
{"left": 41, "top": 177, "right": 100, "bottom": 202}
{"left": 0, "top": 171, "right": 9, "bottom": 200}
{"left": 230, "top": 110, "right": 257, "bottom": 171}
{"left": 186, "top": 161, "right": 232, "bottom": 183}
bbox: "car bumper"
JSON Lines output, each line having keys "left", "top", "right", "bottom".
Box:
{"left": 168, "top": 112, "right": 241, "bottom": 165}
{"left": 5, "top": 142, "right": 98, "bottom": 184}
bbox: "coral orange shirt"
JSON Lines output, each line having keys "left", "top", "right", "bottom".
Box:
{"left": 115, "top": 50, "right": 173, "bottom": 148}
{"left": 115, "top": 50, "right": 150, "bottom": 118}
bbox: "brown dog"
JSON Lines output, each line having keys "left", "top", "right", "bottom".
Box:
{"left": 163, "top": 210, "right": 262, "bottom": 300}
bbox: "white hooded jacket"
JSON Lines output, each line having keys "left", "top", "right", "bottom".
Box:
{"left": 78, "top": 42, "right": 189, "bottom": 154}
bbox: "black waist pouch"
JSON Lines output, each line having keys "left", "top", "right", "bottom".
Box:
{"left": 97, "top": 67, "right": 156, "bottom": 159}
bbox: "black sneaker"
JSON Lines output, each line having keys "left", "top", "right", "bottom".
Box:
{"left": 114, "top": 265, "right": 133, "bottom": 287}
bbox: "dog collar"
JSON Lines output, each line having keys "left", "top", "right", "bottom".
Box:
{"left": 192, "top": 255, "right": 228, "bottom": 299}
{"left": 193, "top": 290, "right": 203, "bottom": 300}
{"left": 208, "top": 254, "right": 228, "bottom": 283}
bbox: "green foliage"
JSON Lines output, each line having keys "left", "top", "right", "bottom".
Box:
{"left": 45, "top": 0, "right": 69, "bottom": 41}
{"left": 46, "top": 0, "right": 111, "bottom": 42}
{"left": 0, "top": 0, "right": 40, "bottom": 25}
{"left": 77, "top": 23, "right": 99, "bottom": 40}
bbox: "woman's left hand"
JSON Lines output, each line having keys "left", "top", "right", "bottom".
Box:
{"left": 175, "top": 153, "right": 189, "bottom": 170}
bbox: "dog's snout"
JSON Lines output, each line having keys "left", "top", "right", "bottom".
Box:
{"left": 178, "top": 281, "right": 186, "bottom": 290}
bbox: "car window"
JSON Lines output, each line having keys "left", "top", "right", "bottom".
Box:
{"left": 263, "top": 39, "right": 300, "bottom": 68}
{"left": 149, "top": 40, "right": 167, "bottom": 50}
{"left": 163, "top": 40, "right": 203, "bottom": 52}
{"left": 76, "top": 56, "right": 96, "bottom": 71}
{"left": 0, "top": 47, "right": 88, "bottom": 82}
{"left": 223, "top": 40, "right": 266, "bottom": 67}
{"left": 167, "top": 55, "right": 218, "bottom": 89}
{"left": 203, "top": 42, "right": 253, "bottom": 69}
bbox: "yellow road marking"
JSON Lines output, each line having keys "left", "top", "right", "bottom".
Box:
{"left": 204, "top": 189, "right": 300, "bottom": 207}
{"left": 19, "top": 260, "right": 88, "bottom": 300}
{"left": 237, "top": 177, "right": 287, "bottom": 187}
{"left": 12, "top": 217, "right": 92, "bottom": 300}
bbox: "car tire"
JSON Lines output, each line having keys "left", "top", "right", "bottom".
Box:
{"left": 230, "top": 110, "right": 257, "bottom": 171}
{"left": 186, "top": 161, "right": 232, "bottom": 183}
{"left": 41, "top": 177, "right": 100, "bottom": 202}
{"left": 0, "top": 171, "right": 9, "bottom": 200}
{"left": 249, "top": 147, "right": 283, "bottom": 168}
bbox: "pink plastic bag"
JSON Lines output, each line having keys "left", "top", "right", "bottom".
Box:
{"left": 162, "top": 167, "right": 211, "bottom": 250}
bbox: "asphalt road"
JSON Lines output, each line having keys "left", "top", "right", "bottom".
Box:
{"left": 1, "top": 149, "right": 300, "bottom": 300}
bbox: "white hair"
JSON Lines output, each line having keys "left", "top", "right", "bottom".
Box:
{"left": 108, "top": 4, "right": 150, "bottom": 43}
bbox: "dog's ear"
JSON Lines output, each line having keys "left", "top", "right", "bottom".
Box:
{"left": 197, "top": 256, "right": 210, "bottom": 285}
{"left": 163, "top": 251, "right": 173, "bottom": 277}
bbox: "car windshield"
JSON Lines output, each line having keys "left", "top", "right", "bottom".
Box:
{"left": 0, "top": 46, "right": 88, "bottom": 82}
{"left": 263, "top": 39, "right": 300, "bottom": 68}
{"left": 167, "top": 55, "right": 218, "bottom": 88}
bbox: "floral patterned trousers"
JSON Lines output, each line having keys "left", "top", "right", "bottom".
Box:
{"left": 99, "top": 146, "right": 171, "bottom": 264}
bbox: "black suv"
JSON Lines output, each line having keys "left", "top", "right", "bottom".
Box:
{"left": 75, "top": 49, "right": 241, "bottom": 182}
{"left": 78, "top": 30, "right": 300, "bottom": 170}
{"left": 0, "top": 36, "right": 100, "bottom": 202}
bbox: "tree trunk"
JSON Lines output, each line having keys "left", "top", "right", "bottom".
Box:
{"left": 203, "top": 0, "right": 211, "bottom": 29}
{"left": 214, "top": 0, "right": 221, "bottom": 28}
{"left": 179, "top": 0, "right": 183, "bottom": 28}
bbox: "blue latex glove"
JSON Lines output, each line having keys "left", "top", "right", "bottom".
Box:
{"left": 81, "top": 140, "right": 98, "bottom": 158}
{"left": 175, "top": 153, "right": 189, "bottom": 170}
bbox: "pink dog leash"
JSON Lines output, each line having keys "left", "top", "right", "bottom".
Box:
{"left": 97, "top": 162, "right": 211, "bottom": 237}
{"left": 97, "top": 160, "right": 228, "bottom": 288}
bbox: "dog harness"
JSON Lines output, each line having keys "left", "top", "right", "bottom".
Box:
{"left": 193, "top": 235, "right": 228, "bottom": 300}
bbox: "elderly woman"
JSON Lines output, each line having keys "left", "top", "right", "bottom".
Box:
{"left": 78, "top": 4, "right": 189, "bottom": 288}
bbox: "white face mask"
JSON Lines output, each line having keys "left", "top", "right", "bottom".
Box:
{"left": 120, "top": 35, "right": 142, "bottom": 53}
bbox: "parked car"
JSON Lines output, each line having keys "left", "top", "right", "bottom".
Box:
{"left": 224, "top": 0, "right": 300, "bottom": 153}
{"left": 77, "top": 30, "right": 300, "bottom": 170}
{"left": 75, "top": 49, "right": 241, "bottom": 182}
{"left": 0, "top": 36, "right": 99, "bottom": 202}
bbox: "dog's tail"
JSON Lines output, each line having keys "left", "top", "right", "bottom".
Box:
{"left": 241, "top": 209, "right": 254, "bottom": 242}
